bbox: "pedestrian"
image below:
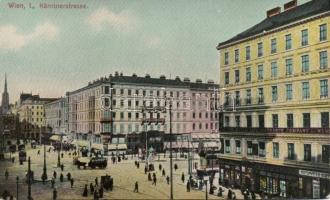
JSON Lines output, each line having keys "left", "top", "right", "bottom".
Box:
{"left": 166, "top": 176, "right": 170, "bottom": 185}
{"left": 93, "top": 190, "right": 99, "bottom": 200}
{"left": 53, "top": 188, "right": 57, "bottom": 200}
{"left": 53, "top": 171, "right": 57, "bottom": 179}
{"left": 60, "top": 164, "right": 64, "bottom": 171}
{"left": 5, "top": 169, "right": 8, "bottom": 180}
{"left": 159, "top": 164, "right": 162, "bottom": 171}
{"left": 95, "top": 177, "right": 98, "bottom": 186}
{"left": 152, "top": 175, "right": 157, "bottom": 186}
{"left": 144, "top": 166, "right": 148, "bottom": 174}
{"left": 228, "top": 189, "right": 232, "bottom": 200}
{"left": 66, "top": 172, "right": 71, "bottom": 181}
{"left": 11, "top": 157, "right": 15, "bottom": 163}
{"left": 83, "top": 184, "right": 88, "bottom": 197}
{"left": 137, "top": 162, "right": 140, "bottom": 168}
{"left": 232, "top": 192, "right": 236, "bottom": 200}
{"left": 37, "top": 150, "right": 40, "bottom": 155}
{"left": 181, "top": 172, "right": 185, "bottom": 183}
{"left": 148, "top": 173, "right": 152, "bottom": 181}
{"left": 99, "top": 185, "right": 103, "bottom": 198}
{"left": 251, "top": 191, "right": 256, "bottom": 200}
{"left": 70, "top": 178, "right": 74, "bottom": 188}
{"left": 174, "top": 163, "right": 178, "bottom": 171}
{"left": 61, "top": 153, "right": 64, "bottom": 158}
{"left": 90, "top": 183, "right": 94, "bottom": 193}
{"left": 60, "top": 173, "right": 64, "bottom": 182}
{"left": 51, "top": 178, "right": 55, "bottom": 188}
{"left": 162, "top": 169, "right": 165, "bottom": 177}
{"left": 134, "top": 181, "right": 139, "bottom": 192}
{"left": 186, "top": 180, "right": 190, "bottom": 192}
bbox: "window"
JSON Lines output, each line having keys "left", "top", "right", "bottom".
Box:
{"left": 120, "top": 112, "right": 124, "bottom": 119}
{"left": 285, "top": 58, "right": 293, "bottom": 75}
{"left": 220, "top": 139, "right": 224, "bottom": 154}
{"left": 120, "top": 88, "right": 124, "bottom": 95}
{"left": 271, "top": 38, "right": 277, "bottom": 54}
{"left": 192, "top": 123, "right": 195, "bottom": 130}
{"left": 259, "top": 115, "right": 264, "bottom": 128}
{"left": 225, "top": 72, "right": 230, "bottom": 85}
{"left": 287, "top": 114, "right": 293, "bottom": 128}
{"left": 105, "top": 86, "right": 110, "bottom": 94}
{"left": 235, "top": 70, "right": 240, "bottom": 83}
{"left": 235, "top": 140, "right": 241, "bottom": 154}
{"left": 288, "top": 143, "right": 295, "bottom": 160}
{"left": 199, "top": 112, "right": 202, "bottom": 118}
{"left": 104, "top": 98, "right": 110, "bottom": 107}
{"left": 246, "top": 67, "right": 251, "bottom": 82}
{"left": 259, "top": 142, "right": 265, "bottom": 157}
{"left": 135, "top": 113, "right": 139, "bottom": 119}
{"left": 320, "top": 24, "right": 327, "bottom": 41}
{"left": 302, "top": 82, "right": 310, "bottom": 100}
{"left": 120, "top": 99, "right": 124, "bottom": 107}
{"left": 301, "top": 29, "right": 308, "bottom": 46}
{"left": 128, "top": 100, "right": 131, "bottom": 107}
{"left": 258, "top": 64, "right": 263, "bottom": 80}
{"left": 246, "top": 46, "right": 251, "bottom": 60}
{"left": 321, "top": 112, "right": 329, "bottom": 128}
{"left": 258, "top": 88, "right": 264, "bottom": 104}
{"left": 271, "top": 114, "right": 279, "bottom": 129}
{"left": 192, "top": 112, "right": 195, "bottom": 119}
{"left": 128, "top": 112, "right": 132, "bottom": 119}
{"left": 225, "top": 140, "right": 230, "bottom": 153}
{"left": 286, "top": 84, "right": 293, "bottom": 101}
{"left": 224, "top": 52, "right": 229, "bottom": 65}
{"left": 246, "top": 89, "right": 251, "bottom": 105}
{"left": 322, "top": 145, "right": 330, "bottom": 163}
{"left": 320, "top": 79, "right": 328, "bottom": 98}
{"left": 304, "top": 144, "right": 311, "bottom": 161}
{"left": 303, "top": 113, "right": 310, "bottom": 128}
{"left": 135, "top": 90, "right": 139, "bottom": 95}
{"left": 235, "top": 91, "right": 240, "bottom": 106}
{"left": 301, "top": 55, "right": 309, "bottom": 72}
{"left": 235, "top": 49, "right": 239, "bottom": 63}
{"left": 235, "top": 116, "right": 240, "bottom": 127}
{"left": 128, "top": 89, "right": 131, "bottom": 96}
{"left": 285, "top": 34, "right": 292, "bottom": 50}
{"left": 272, "top": 86, "right": 278, "bottom": 102}
{"left": 320, "top": 51, "right": 328, "bottom": 69}
{"left": 246, "top": 115, "right": 252, "bottom": 128}
{"left": 271, "top": 62, "right": 278, "bottom": 78}
{"left": 273, "top": 142, "right": 279, "bottom": 158}
{"left": 257, "top": 42, "right": 263, "bottom": 57}
{"left": 247, "top": 141, "right": 253, "bottom": 155}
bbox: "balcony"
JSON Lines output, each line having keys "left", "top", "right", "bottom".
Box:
{"left": 219, "top": 127, "right": 330, "bottom": 134}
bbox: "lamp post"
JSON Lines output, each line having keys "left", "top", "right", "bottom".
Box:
{"left": 57, "top": 134, "right": 63, "bottom": 167}
{"left": 16, "top": 176, "right": 19, "bottom": 200}
{"left": 27, "top": 156, "right": 32, "bottom": 200}
{"left": 169, "top": 100, "right": 173, "bottom": 200}
{"left": 41, "top": 143, "right": 47, "bottom": 184}
{"left": 204, "top": 174, "right": 209, "bottom": 200}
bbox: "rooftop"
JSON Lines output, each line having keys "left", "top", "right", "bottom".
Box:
{"left": 217, "top": 0, "right": 330, "bottom": 49}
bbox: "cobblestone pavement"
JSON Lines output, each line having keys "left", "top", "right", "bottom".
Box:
{"left": 0, "top": 145, "right": 224, "bottom": 200}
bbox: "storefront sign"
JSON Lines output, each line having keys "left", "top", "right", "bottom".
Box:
{"left": 299, "top": 170, "right": 330, "bottom": 180}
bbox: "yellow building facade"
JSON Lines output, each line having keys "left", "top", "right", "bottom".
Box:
{"left": 217, "top": 0, "right": 329, "bottom": 199}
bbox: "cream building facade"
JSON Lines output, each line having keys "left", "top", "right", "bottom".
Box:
{"left": 217, "top": 0, "right": 329, "bottom": 199}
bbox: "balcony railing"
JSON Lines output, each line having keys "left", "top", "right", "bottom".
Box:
{"left": 220, "top": 127, "right": 330, "bottom": 134}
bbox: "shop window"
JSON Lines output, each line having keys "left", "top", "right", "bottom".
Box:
{"left": 225, "top": 140, "right": 231, "bottom": 153}
{"left": 252, "top": 143, "right": 258, "bottom": 156}
{"left": 259, "top": 142, "right": 265, "bottom": 157}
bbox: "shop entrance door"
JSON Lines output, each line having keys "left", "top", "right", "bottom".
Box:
{"left": 280, "top": 180, "right": 286, "bottom": 198}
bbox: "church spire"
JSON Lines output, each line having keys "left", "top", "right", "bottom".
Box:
{"left": 4, "top": 72, "right": 7, "bottom": 93}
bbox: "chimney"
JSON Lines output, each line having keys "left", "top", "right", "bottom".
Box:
{"left": 284, "top": 0, "right": 297, "bottom": 11}
{"left": 175, "top": 76, "right": 180, "bottom": 81}
{"left": 196, "top": 79, "right": 202, "bottom": 83}
{"left": 183, "top": 77, "right": 190, "bottom": 83}
{"left": 115, "top": 71, "right": 119, "bottom": 76}
{"left": 160, "top": 75, "right": 166, "bottom": 80}
{"left": 132, "top": 73, "right": 137, "bottom": 77}
{"left": 145, "top": 74, "right": 151, "bottom": 78}
{"left": 267, "top": 7, "right": 281, "bottom": 18}
{"left": 207, "top": 80, "right": 214, "bottom": 84}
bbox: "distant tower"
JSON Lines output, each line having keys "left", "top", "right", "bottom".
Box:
{"left": 1, "top": 73, "right": 10, "bottom": 114}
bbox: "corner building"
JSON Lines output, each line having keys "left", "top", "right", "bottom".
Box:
{"left": 217, "top": 0, "right": 330, "bottom": 199}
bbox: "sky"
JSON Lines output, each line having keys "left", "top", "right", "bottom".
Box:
{"left": 0, "top": 0, "right": 310, "bottom": 103}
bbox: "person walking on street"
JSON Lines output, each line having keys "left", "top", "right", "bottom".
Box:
{"left": 181, "top": 172, "right": 185, "bottom": 183}
{"left": 53, "top": 188, "right": 57, "bottom": 200}
{"left": 162, "top": 169, "right": 165, "bottom": 177}
{"left": 60, "top": 164, "right": 64, "bottom": 172}
{"left": 5, "top": 169, "right": 8, "bottom": 180}
{"left": 95, "top": 177, "right": 98, "bottom": 186}
{"left": 186, "top": 180, "right": 190, "bottom": 192}
{"left": 148, "top": 173, "right": 152, "bottom": 181}
{"left": 174, "top": 163, "right": 178, "bottom": 171}
{"left": 60, "top": 173, "right": 64, "bottom": 182}
{"left": 137, "top": 162, "right": 140, "bottom": 168}
{"left": 152, "top": 173, "right": 157, "bottom": 186}
{"left": 90, "top": 183, "right": 94, "bottom": 194}
{"left": 93, "top": 190, "right": 99, "bottom": 200}
{"left": 70, "top": 178, "right": 74, "bottom": 188}
{"left": 166, "top": 176, "right": 170, "bottom": 185}
{"left": 134, "top": 181, "right": 139, "bottom": 192}
{"left": 53, "top": 171, "right": 57, "bottom": 179}
{"left": 51, "top": 178, "right": 55, "bottom": 188}
{"left": 158, "top": 164, "right": 162, "bottom": 171}
{"left": 61, "top": 153, "right": 64, "bottom": 158}
{"left": 144, "top": 166, "right": 148, "bottom": 174}
{"left": 66, "top": 172, "right": 71, "bottom": 181}
{"left": 37, "top": 150, "right": 40, "bottom": 155}
{"left": 83, "top": 184, "right": 88, "bottom": 197}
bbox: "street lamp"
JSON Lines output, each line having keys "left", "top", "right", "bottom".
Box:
{"left": 204, "top": 174, "right": 209, "bottom": 200}
{"left": 57, "top": 133, "right": 64, "bottom": 167}
{"left": 16, "top": 176, "right": 19, "bottom": 200}
{"left": 41, "top": 143, "right": 47, "bottom": 184}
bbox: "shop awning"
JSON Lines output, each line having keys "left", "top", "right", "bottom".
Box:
{"left": 108, "top": 143, "right": 127, "bottom": 150}
{"left": 77, "top": 140, "right": 89, "bottom": 147}
{"left": 50, "top": 135, "right": 61, "bottom": 141}
{"left": 204, "top": 142, "right": 219, "bottom": 148}
{"left": 91, "top": 143, "right": 104, "bottom": 150}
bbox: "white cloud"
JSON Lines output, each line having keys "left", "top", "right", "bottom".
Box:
{"left": 87, "top": 8, "right": 138, "bottom": 33}
{"left": 0, "top": 22, "right": 59, "bottom": 52}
